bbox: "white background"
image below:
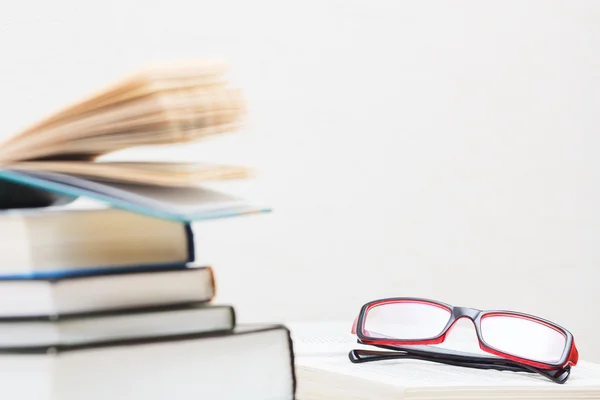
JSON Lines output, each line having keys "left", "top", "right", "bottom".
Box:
{"left": 1, "top": 1, "right": 599, "bottom": 361}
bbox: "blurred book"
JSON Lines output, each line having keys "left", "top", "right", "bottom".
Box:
{"left": 289, "top": 322, "right": 600, "bottom": 400}
{"left": 0, "top": 207, "right": 194, "bottom": 279}
{"left": 1, "top": 324, "right": 296, "bottom": 400}
{"left": 0, "top": 303, "right": 234, "bottom": 347}
{"left": 0, "top": 60, "right": 269, "bottom": 221}
{"left": 0, "top": 265, "right": 215, "bottom": 318}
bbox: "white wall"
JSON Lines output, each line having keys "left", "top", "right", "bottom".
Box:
{"left": 1, "top": 1, "right": 599, "bottom": 361}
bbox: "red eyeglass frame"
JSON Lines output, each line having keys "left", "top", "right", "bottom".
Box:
{"left": 351, "top": 297, "right": 578, "bottom": 371}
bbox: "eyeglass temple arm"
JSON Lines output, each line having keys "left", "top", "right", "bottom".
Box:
{"left": 349, "top": 348, "right": 528, "bottom": 372}
{"left": 348, "top": 349, "right": 571, "bottom": 384}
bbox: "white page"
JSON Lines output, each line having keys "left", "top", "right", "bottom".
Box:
{"left": 288, "top": 322, "right": 362, "bottom": 356}
{"left": 289, "top": 322, "right": 600, "bottom": 399}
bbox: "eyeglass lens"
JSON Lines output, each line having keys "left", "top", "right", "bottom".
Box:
{"left": 480, "top": 314, "right": 566, "bottom": 363}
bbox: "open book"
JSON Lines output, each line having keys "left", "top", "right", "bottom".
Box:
{"left": 288, "top": 322, "right": 600, "bottom": 400}
{"left": 0, "top": 60, "right": 268, "bottom": 221}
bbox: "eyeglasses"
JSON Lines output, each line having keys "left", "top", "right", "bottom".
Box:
{"left": 350, "top": 297, "right": 578, "bottom": 384}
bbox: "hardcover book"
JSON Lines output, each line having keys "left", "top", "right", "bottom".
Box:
{"left": 0, "top": 207, "right": 195, "bottom": 279}
{"left": 1, "top": 324, "right": 296, "bottom": 400}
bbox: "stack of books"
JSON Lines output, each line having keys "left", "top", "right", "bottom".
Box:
{"left": 0, "top": 62, "right": 296, "bottom": 400}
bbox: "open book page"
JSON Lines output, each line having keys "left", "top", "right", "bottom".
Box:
{"left": 288, "top": 322, "right": 370, "bottom": 356}
{"left": 288, "top": 322, "right": 600, "bottom": 399}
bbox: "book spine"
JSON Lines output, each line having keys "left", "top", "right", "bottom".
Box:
{"left": 184, "top": 222, "right": 195, "bottom": 263}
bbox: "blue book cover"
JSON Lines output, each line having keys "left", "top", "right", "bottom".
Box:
{"left": 0, "top": 263, "right": 192, "bottom": 280}
{"left": 0, "top": 169, "right": 271, "bottom": 223}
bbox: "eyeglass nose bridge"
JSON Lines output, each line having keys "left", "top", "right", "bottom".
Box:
{"left": 451, "top": 306, "right": 482, "bottom": 321}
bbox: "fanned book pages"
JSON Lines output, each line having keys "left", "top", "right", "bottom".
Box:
{"left": 288, "top": 322, "right": 600, "bottom": 400}
{"left": 0, "top": 60, "right": 244, "bottom": 163}
{"left": 0, "top": 60, "right": 269, "bottom": 221}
